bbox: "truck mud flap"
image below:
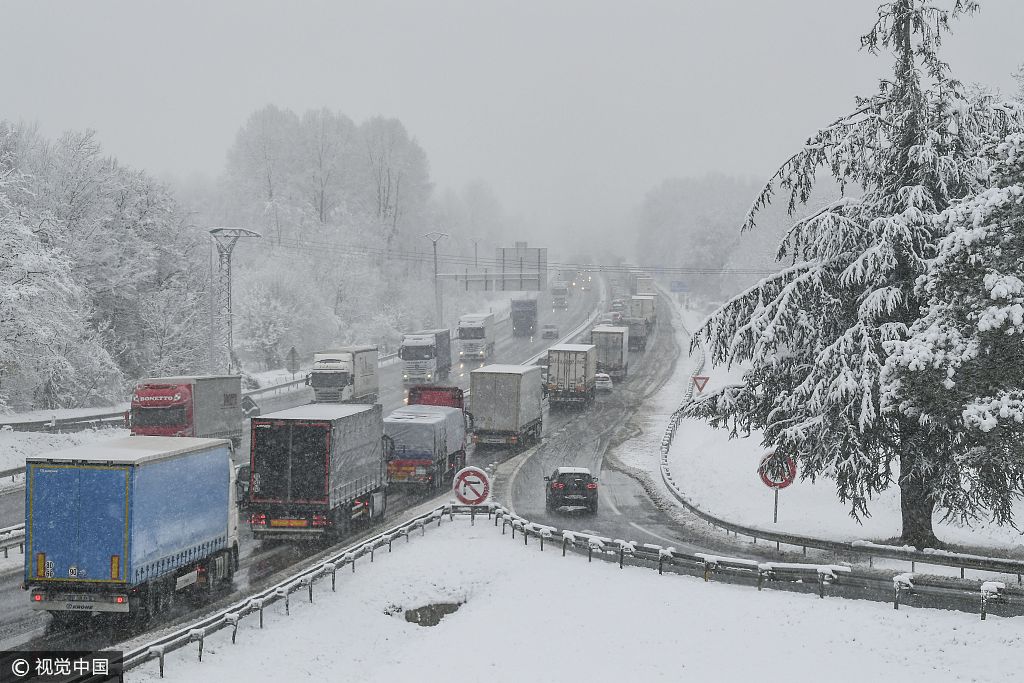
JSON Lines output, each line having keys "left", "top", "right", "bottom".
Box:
{"left": 372, "top": 491, "right": 387, "bottom": 519}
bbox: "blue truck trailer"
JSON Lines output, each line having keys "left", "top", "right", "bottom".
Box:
{"left": 24, "top": 436, "right": 238, "bottom": 621}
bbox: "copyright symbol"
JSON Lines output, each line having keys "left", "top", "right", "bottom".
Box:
{"left": 11, "top": 658, "right": 29, "bottom": 676}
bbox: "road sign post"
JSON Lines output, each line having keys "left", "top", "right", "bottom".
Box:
{"left": 453, "top": 466, "right": 491, "bottom": 505}
{"left": 758, "top": 451, "right": 797, "bottom": 523}
{"left": 286, "top": 346, "right": 300, "bottom": 379}
{"left": 692, "top": 376, "right": 709, "bottom": 393}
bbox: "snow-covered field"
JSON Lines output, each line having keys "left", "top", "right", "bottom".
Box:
{"left": 615, "top": 301, "right": 1024, "bottom": 553}
{"left": 131, "top": 516, "right": 1022, "bottom": 683}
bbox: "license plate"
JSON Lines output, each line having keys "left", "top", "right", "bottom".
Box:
{"left": 270, "top": 518, "right": 309, "bottom": 527}
{"left": 566, "top": 494, "right": 585, "bottom": 500}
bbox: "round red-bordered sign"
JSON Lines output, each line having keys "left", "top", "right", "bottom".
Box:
{"left": 758, "top": 452, "right": 797, "bottom": 489}
{"left": 453, "top": 466, "right": 491, "bottom": 505}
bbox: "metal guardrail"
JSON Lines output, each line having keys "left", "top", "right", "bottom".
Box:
{"left": 658, "top": 295, "right": 1024, "bottom": 582}
{"left": 0, "top": 412, "right": 126, "bottom": 434}
{"left": 0, "top": 522, "right": 25, "bottom": 558}
{"left": 0, "top": 354, "right": 405, "bottom": 433}
{"left": 0, "top": 467, "right": 23, "bottom": 481}
{"left": 95, "top": 502, "right": 1023, "bottom": 681}
{"left": 111, "top": 505, "right": 457, "bottom": 680}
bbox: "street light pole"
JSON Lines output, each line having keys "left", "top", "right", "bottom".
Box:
{"left": 423, "top": 231, "right": 449, "bottom": 327}
{"left": 209, "top": 227, "right": 261, "bottom": 374}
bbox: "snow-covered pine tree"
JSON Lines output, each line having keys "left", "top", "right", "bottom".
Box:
{"left": 683, "top": 0, "right": 1023, "bottom": 548}
{"left": 883, "top": 132, "right": 1024, "bottom": 526}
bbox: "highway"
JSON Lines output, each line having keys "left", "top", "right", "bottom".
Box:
{"left": 0, "top": 285, "right": 601, "bottom": 651}
{"left": 1, "top": 281, "right": 1015, "bottom": 656}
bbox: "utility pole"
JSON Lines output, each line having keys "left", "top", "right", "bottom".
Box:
{"left": 470, "top": 237, "right": 483, "bottom": 269}
{"left": 423, "top": 231, "right": 449, "bottom": 327}
{"left": 209, "top": 227, "right": 261, "bottom": 374}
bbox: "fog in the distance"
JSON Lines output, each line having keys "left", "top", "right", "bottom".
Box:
{"left": 4, "top": 0, "right": 1023, "bottom": 248}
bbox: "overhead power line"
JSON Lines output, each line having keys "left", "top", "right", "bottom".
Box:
{"left": 255, "top": 235, "right": 777, "bottom": 276}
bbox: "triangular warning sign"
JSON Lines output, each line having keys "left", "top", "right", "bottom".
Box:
{"left": 692, "top": 376, "right": 710, "bottom": 393}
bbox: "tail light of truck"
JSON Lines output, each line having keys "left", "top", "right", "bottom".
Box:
{"left": 250, "top": 513, "right": 267, "bottom": 525}
{"left": 33, "top": 594, "right": 42, "bottom": 602}
{"left": 586, "top": 483, "right": 598, "bottom": 490}
{"left": 114, "top": 596, "right": 126, "bottom": 604}
{"left": 312, "top": 514, "right": 329, "bottom": 527}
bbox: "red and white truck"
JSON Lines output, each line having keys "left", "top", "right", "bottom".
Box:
{"left": 384, "top": 405, "right": 467, "bottom": 491}
{"left": 129, "top": 375, "right": 243, "bottom": 446}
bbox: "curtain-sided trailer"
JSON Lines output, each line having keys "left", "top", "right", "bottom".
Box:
{"left": 25, "top": 436, "right": 238, "bottom": 620}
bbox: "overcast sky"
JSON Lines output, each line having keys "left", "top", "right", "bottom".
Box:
{"left": 4, "top": 0, "right": 1023, "bottom": 237}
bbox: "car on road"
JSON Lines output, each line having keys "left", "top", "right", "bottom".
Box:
{"left": 599, "top": 314, "right": 616, "bottom": 325}
{"left": 595, "top": 373, "right": 613, "bottom": 392}
{"left": 541, "top": 324, "right": 560, "bottom": 339}
{"left": 545, "top": 466, "right": 599, "bottom": 513}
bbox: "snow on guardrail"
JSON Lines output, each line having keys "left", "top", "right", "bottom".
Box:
{"left": 105, "top": 502, "right": 1024, "bottom": 681}
{"left": 655, "top": 288, "right": 1024, "bottom": 583}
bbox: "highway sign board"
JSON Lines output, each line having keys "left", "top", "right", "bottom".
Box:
{"left": 692, "top": 376, "right": 709, "bottom": 393}
{"left": 453, "top": 466, "right": 491, "bottom": 505}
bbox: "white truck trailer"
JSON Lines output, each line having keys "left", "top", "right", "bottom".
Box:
{"left": 307, "top": 346, "right": 379, "bottom": 403}
{"left": 470, "top": 365, "right": 544, "bottom": 447}
{"left": 590, "top": 325, "right": 630, "bottom": 379}
{"left": 546, "top": 344, "right": 598, "bottom": 406}
{"left": 457, "top": 313, "right": 496, "bottom": 361}
{"left": 401, "top": 329, "right": 452, "bottom": 384}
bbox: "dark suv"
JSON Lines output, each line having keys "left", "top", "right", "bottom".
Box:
{"left": 544, "top": 467, "right": 598, "bottom": 513}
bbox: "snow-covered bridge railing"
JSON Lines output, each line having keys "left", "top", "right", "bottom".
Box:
{"left": 72, "top": 502, "right": 1024, "bottom": 681}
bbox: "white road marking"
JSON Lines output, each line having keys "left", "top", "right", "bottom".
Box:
{"left": 627, "top": 521, "right": 684, "bottom": 548}
{"left": 602, "top": 491, "right": 623, "bottom": 516}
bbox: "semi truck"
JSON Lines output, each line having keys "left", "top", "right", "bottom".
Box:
{"left": 247, "top": 404, "right": 389, "bottom": 540}
{"left": 129, "top": 375, "right": 242, "bottom": 446}
{"left": 627, "top": 318, "right": 649, "bottom": 351}
{"left": 470, "top": 364, "right": 544, "bottom": 446}
{"left": 408, "top": 385, "right": 465, "bottom": 410}
{"left": 307, "top": 346, "right": 379, "bottom": 403}
{"left": 457, "top": 313, "right": 496, "bottom": 361}
{"left": 630, "top": 295, "right": 657, "bottom": 329}
{"left": 408, "top": 384, "right": 473, "bottom": 432}
{"left": 546, "top": 344, "right": 598, "bottom": 406}
{"left": 590, "top": 325, "right": 630, "bottom": 379}
{"left": 400, "top": 329, "right": 452, "bottom": 384}
{"left": 384, "top": 405, "right": 466, "bottom": 491}
{"left": 510, "top": 294, "right": 539, "bottom": 337}
{"left": 551, "top": 281, "right": 570, "bottom": 310}
{"left": 25, "top": 436, "right": 238, "bottom": 620}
